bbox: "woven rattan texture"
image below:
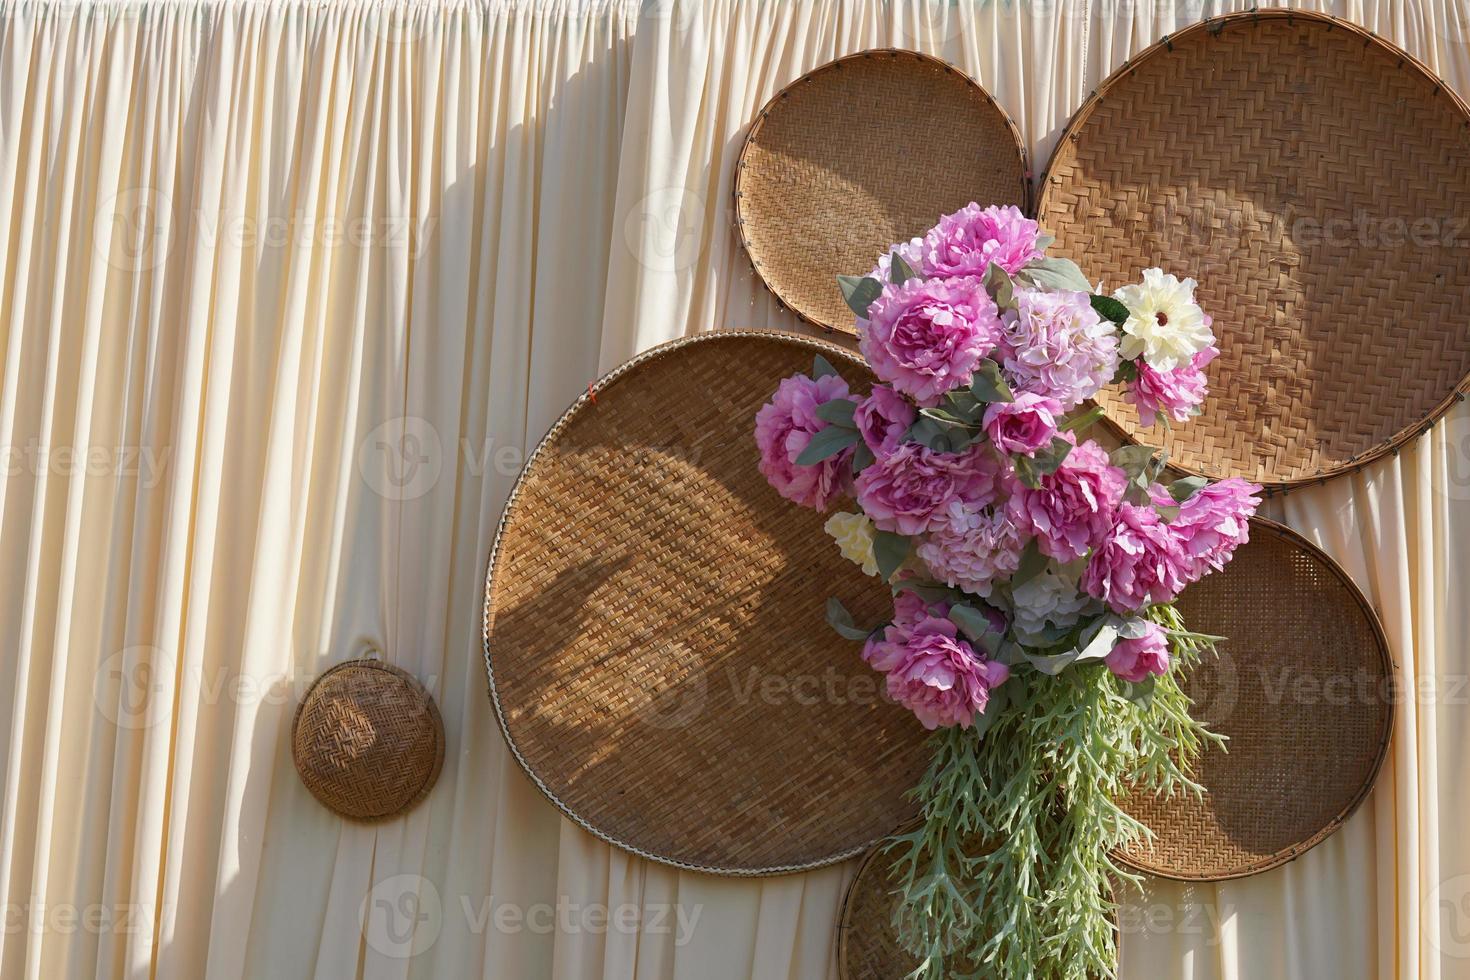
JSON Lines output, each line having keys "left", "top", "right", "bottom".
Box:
{"left": 483, "top": 331, "right": 930, "bottom": 875}
{"left": 1117, "top": 518, "right": 1394, "bottom": 879}
{"left": 736, "top": 50, "right": 1028, "bottom": 334}
{"left": 1038, "top": 10, "right": 1470, "bottom": 487}
{"left": 292, "top": 660, "right": 445, "bottom": 822}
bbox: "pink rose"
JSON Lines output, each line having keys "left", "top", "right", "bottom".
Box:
{"left": 1008, "top": 439, "right": 1127, "bottom": 561}
{"left": 1167, "top": 477, "right": 1261, "bottom": 581}
{"left": 1128, "top": 347, "right": 1216, "bottom": 426}
{"left": 860, "top": 277, "right": 1003, "bottom": 406}
{"left": 854, "top": 443, "right": 998, "bottom": 536}
{"left": 753, "top": 373, "right": 854, "bottom": 510}
{"left": 921, "top": 203, "right": 1043, "bottom": 279}
{"left": 1105, "top": 621, "right": 1171, "bottom": 683}
{"left": 863, "top": 612, "right": 1010, "bottom": 730}
{"left": 1081, "top": 503, "right": 1190, "bottom": 614}
{"left": 999, "top": 287, "right": 1119, "bottom": 410}
{"left": 854, "top": 384, "right": 916, "bottom": 457}
{"left": 983, "top": 392, "right": 1062, "bottom": 456}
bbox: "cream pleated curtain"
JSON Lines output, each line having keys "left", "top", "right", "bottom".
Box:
{"left": 1, "top": 0, "right": 1466, "bottom": 977}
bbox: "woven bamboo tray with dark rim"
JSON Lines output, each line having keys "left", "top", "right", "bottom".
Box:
{"left": 1037, "top": 9, "right": 1470, "bottom": 488}
{"left": 482, "top": 330, "right": 932, "bottom": 876}
{"left": 292, "top": 658, "right": 445, "bottom": 822}
{"left": 1116, "top": 517, "right": 1394, "bottom": 880}
{"left": 735, "top": 49, "right": 1029, "bottom": 334}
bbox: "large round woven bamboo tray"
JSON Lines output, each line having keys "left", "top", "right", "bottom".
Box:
{"left": 1116, "top": 517, "right": 1394, "bottom": 880}
{"left": 482, "top": 330, "right": 931, "bottom": 875}
{"left": 735, "top": 49, "right": 1028, "bottom": 334}
{"left": 292, "top": 659, "right": 445, "bottom": 822}
{"left": 1037, "top": 9, "right": 1470, "bottom": 487}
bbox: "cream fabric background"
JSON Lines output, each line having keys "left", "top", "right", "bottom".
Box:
{"left": 1, "top": 0, "right": 1466, "bottom": 977}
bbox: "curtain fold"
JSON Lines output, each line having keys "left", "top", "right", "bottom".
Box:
{"left": 0, "top": 0, "right": 1465, "bottom": 977}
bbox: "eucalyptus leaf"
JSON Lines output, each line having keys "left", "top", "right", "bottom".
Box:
{"left": 1168, "top": 476, "right": 1208, "bottom": 503}
{"left": 1025, "top": 649, "right": 1081, "bottom": 675}
{"left": 905, "top": 416, "right": 949, "bottom": 451}
{"left": 1074, "top": 621, "right": 1119, "bottom": 662}
{"left": 825, "top": 597, "right": 875, "bottom": 642}
{"left": 794, "top": 425, "right": 859, "bottom": 465}
{"left": 812, "top": 354, "right": 840, "bottom": 379}
{"left": 920, "top": 406, "right": 971, "bottom": 428}
{"left": 1089, "top": 294, "right": 1130, "bottom": 325}
{"left": 1013, "top": 455, "right": 1041, "bottom": 489}
{"left": 872, "top": 531, "right": 910, "bottom": 581}
{"left": 890, "top": 251, "right": 919, "bottom": 284}
{"left": 837, "top": 274, "right": 883, "bottom": 318}
{"left": 949, "top": 604, "right": 997, "bottom": 645}
{"left": 1115, "top": 617, "right": 1153, "bottom": 640}
{"left": 815, "top": 397, "right": 859, "bottom": 428}
{"left": 1123, "top": 674, "right": 1157, "bottom": 707}
{"left": 1011, "top": 539, "right": 1049, "bottom": 588}
{"left": 1154, "top": 503, "right": 1181, "bottom": 522}
{"left": 984, "top": 262, "right": 1016, "bottom": 309}
{"left": 1015, "top": 256, "right": 1093, "bottom": 293}
{"left": 1034, "top": 233, "right": 1056, "bottom": 251}
{"left": 1110, "top": 444, "right": 1159, "bottom": 484}
{"left": 1032, "top": 437, "right": 1074, "bottom": 476}
{"left": 850, "top": 441, "right": 876, "bottom": 476}
{"left": 970, "top": 360, "right": 1015, "bottom": 404}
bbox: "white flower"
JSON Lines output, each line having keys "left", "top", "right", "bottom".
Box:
{"left": 824, "top": 511, "right": 879, "bottom": 577}
{"left": 1112, "top": 268, "right": 1214, "bottom": 372}
{"left": 1008, "top": 565, "right": 1096, "bottom": 646}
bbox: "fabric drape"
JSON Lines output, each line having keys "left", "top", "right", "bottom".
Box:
{"left": 1, "top": 0, "right": 1465, "bottom": 977}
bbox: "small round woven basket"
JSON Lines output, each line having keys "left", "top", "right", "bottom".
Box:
{"left": 483, "top": 330, "right": 932, "bottom": 876}
{"left": 735, "top": 49, "right": 1028, "bottom": 334}
{"left": 292, "top": 659, "right": 445, "bottom": 822}
{"left": 1116, "top": 517, "right": 1395, "bottom": 880}
{"left": 1037, "top": 9, "right": 1470, "bottom": 487}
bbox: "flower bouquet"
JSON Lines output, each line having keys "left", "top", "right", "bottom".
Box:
{"left": 754, "top": 204, "right": 1261, "bottom": 978}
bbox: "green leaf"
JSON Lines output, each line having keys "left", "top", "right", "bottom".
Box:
{"left": 872, "top": 531, "right": 910, "bottom": 581}
{"left": 949, "top": 605, "right": 998, "bottom": 646}
{"left": 983, "top": 262, "right": 1016, "bottom": 309}
{"left": 1034, "top": 233, "right": 1056, "bottom": 251}
{"left": 1015, "top": 256, "right": 1094, "bottom": 293}
{"left": 1113, "top": 358, "right": 1139, "bottom": 384}
{"left": 812, "top": 354, "right": 840, "bottom": 379}
{"left": 815, "top": 397, "right": 858, "bottom": 428}
{"left": 850, "top": 441, "right": 875, "bottom": 476}
{"left": 904, "top": 416, "right": 948, "bottom": 451}
{"left": 1110, "top": 444, "right": 1159, "bottom": 484}
{"left": 1013, "top": 454, "right": 1041, "bottom": 489}
{"left": 1122, "top": 673, "right": 1157, "bottom": 706}
{"left": 1011, "top": 539, "right": 1049, "bottom": 588}
{"left": 794, "top": 426, "right": 859, "bottom": 465}
{"left": 942, "top": 389, "right": 984, "bottom": 424}
{"left": 1031, "top": 437, "right": 1074, "bottom": 476}
{"left": 1154, "top": 503, "right": 1181, "bottom": 523}
{"left": 1025, "top": 649, "right": 1081, "bottom": 675}
{"left": 825, "top": 597, "right": 874, "bottom": 642}
{"left": 1089, "top": 294, "right": 1130, "bottom": 325}
{"left": 1168, "top": 476, "right": 1208, "bottom": 503}
{"left": 1074, "top": 619, "right": 1119, "bottom": 662}
{"left": 1060, "top": 405, "right": 1106, "bottom": 433}
{"left": 837, "top": 275, "right": 883, "bottom": 318}
{"left": 889, "top": 251, "right": 919, "bottom": 284}
{"left": 970, "top": 360, "right": 1014, "bottom": 404}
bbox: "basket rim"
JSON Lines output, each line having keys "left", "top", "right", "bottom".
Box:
{"left": 1113, "top": 515, "right": 1397, "bottom": 880}
{"left": 733, "top": 47, "right": 1031, "bottom": 335}
{"left": 481, "top": 329, "right": 889, "bottom": 877}
{"left": 291, "top": 657, "right": 446, "bottom": 823}
{"left": 1036, "top": 8, "right": 1470, "bottom": 489}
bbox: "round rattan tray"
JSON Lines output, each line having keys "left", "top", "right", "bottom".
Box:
{"left": 482, "top": 330, "right": 932, "bottom": 875}
{"left": 292, "top": 658, "right": 445, "bottom": 822}
{"left": 1116, "top": 517, "right": 1395, "bottom": 879}
{"left": 1037, "top": 10, "right": 1470, "bottom": 487}
{"left": 735, "top": 49, "right": 1029, "bottom": 334}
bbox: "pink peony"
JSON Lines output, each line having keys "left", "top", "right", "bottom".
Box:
{"left": 1128, "top": 346, "right": 1216, "bottom": 426}
{"left": 1008, "top": 439, "right": 1127, "bottom": 562}
{"left": 863, "top": 611, "right": 1010, "bottom": 730}
{"left": 854, "top": 442, "right": 998, "bottom": 537}
{"left": 866, "top": 237, "right": 925, "bottom": 282}
{"left": 1105, "top": 621, "right": 1171, "bottom": 683}
{"left": 983, "top": 392, "right": 1062, "bottom": 456}
{"left": 1082, "top": 503, "right": 1191, "bottom": 614}
{"left": 854, "top": 384, "right": 916, "bottom": 457}
{"left": 859, "top": 277, "right": 1003, "bottom": 406}
{"left": 921, "top": 203, "right": 1043, "bottom": 279}
{"left": 1167, "top": 477, "right": 1261, "bottom": 581}
{"left": 999, "top": 287, "right": 1120, "bottom": 410}
{"left": 917, "top": 504, "right": 1028, "bottom": 597}
{"left": 754, "top": 372, "right": 854, "bottom": 510}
